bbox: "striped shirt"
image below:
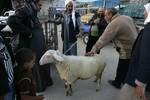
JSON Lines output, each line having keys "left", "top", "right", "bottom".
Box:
{"left": 0, "top": 37, "right": 14, "bottom": 85}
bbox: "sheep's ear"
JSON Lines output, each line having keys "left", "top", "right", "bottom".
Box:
{"left": 39, "top": 53, "right": 50, "bottom": 65}
{"left": 53, "top": 53, "right": 64, "bottom": 62}
{"left": 56, "top": 50, "right": 63, "bottom": 56}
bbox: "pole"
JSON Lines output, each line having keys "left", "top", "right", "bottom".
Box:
{"left": 119, "top": 0, "right": 120, "bottom": 10}
{"left": 103, "top": 0, "right": 106, "bottom": 8}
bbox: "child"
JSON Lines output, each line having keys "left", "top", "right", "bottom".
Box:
{"left": 14, "top": 48, "right": 44, "bottom": 100}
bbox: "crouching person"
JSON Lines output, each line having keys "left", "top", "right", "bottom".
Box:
{"left": 14, "top": 48, "right": 44, "bottom": 100}
{"left": 0, "top": 36, "right": 14, "bottom": 100}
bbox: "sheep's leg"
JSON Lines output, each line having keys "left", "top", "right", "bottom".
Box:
{"left": 68, "top": 84, "right": 73, "bottom": 96}
{"left": 96, "top": 78, "right": 100, "bottom": 91}
{"left": 65, "top": 82, "right": 70, "bottom": 96}
{"left": 93, "top": 76, "right": 99, "bottom": 83}
{"left": 65, "top": 82, "right": 73, "bottom": 96}
{"left": 96, "top": 71, "right": 103, "bottom": 91}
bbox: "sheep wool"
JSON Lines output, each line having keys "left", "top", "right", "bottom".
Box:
{"left": 40, "top": 50, "right": 106, "bottom": 96}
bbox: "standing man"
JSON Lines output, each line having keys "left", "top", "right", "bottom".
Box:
{"left": 86, "top": 8, "right": 138, "bottom": 89}
{"left": 7, "top": 0, "right": 53, "bottom": 92}
{"left": 117, "top": 3, "right": 150, "bottom": 100}
{"left": 55, "top": 0, "right": 83, "bottom": 55}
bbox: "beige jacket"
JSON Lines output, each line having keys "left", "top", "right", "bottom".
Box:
{"left": 92, "top": 14, "right": 138, "bottom": 59}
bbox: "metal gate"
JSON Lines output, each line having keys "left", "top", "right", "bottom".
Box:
{"left": 42, "top": 20, "right": 58, "bottom": 50}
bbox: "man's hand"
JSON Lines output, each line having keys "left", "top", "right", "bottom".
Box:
{"left": 85, "top": 49, "right": 97, "bottom": 56}
{"left": 85, "top": 51, "right": 95, "bottom": 56}
{"left": 135, "top": 85, "right": 147, "bottom": 100}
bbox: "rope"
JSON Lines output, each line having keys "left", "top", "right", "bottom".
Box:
{"left": 64, "top": 39, "right": 80, "bottom": 55}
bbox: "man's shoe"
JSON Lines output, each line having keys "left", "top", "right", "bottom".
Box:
{"left": 108, "top": 80, "right": 121, "bottom": 89}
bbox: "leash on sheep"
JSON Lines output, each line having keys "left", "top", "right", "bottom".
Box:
{"left": 64, "top": 39, "right": 80, "bottom": 55}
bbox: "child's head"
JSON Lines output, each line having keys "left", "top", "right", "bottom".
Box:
{"left": 15, "top": 48, "right": 36, "bottom": 71}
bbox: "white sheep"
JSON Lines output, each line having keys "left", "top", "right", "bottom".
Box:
{"left": 39, "top": 50, "right": 106, "bottom": 96}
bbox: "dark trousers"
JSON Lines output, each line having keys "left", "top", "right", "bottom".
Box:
{"left": 86, "top": 35, "right": 99, "bottom": 53}
{"left": 32, "top": 62, "right": 53, "bottom": 92}
{"left": 115, "top": 59, "right": 130, "bottom": 85}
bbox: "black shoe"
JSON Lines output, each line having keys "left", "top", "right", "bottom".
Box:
{"left": 108, "top": 80, "right": 121, "bottom": 89}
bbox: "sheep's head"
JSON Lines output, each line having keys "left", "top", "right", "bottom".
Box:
{"left": 39, "top": 50, "right": 64, "bottom": 65}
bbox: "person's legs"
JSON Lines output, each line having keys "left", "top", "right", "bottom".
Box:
{"left": 115, "top": 59, "right": 130, "bottom": 83}
{"left": 32, "top": 62, "right": 45, "bottom": 92}
{"left": 86, "top": 36, "right": 99, "bottom": 53}
{"left": 39, "top": 64, "right": 53, "bottom": 87}
{"left": 33, "top": 60, "right": 53, "bottom": 93}
{"left": 108, "top": 59, "right": 130, "bottom": 88}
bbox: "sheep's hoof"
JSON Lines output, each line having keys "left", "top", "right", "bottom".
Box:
{"left": 69, "top": 90, "right": 72, "bottom": 96}
{"left": 93, "top": 79, "right": 97, "bottom": 83}
{"left": 66, "top": 93, "right": 72, "bottom": 96}
{"left": 69, "top": 93, "right": 72, "bottom": 96}
{"left": 66, "top": 93, "right": 69, "bottom": 96}
{"left": 96, "top": 89, "right": 99, "bottom": 92}
{"left": 66, "top": 91, "right": 69, "bottom": 96}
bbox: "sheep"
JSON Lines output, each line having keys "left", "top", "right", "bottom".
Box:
{"left": 39, "top": 50, "right": 106, "bottom": 96}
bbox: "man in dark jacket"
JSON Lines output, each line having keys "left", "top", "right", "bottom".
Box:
{"left": 118, "top": 3, "right": 150, "bottom": 100}
{"left": 7, "top": 0, "right": 53, "bottom": 92}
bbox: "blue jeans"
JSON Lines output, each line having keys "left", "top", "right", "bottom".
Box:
{"left": 4, "top": 84, "right": 15, "bottom": 100}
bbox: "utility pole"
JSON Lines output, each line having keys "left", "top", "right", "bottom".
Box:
{"left": 103, "top": 0, "right": 106, "bottom": 8}
{"left": 119, "top": 0, "right": 121, "bottom": 10}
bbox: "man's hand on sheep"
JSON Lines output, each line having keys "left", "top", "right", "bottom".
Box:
{"left": 85, "top": 41, "right": 102, "bottom": 56}
{"left": 85, "top": 51, "right": 95, "bottom": 56}
{"left": 85, "top": 46, "right": 98, "bottom": 56}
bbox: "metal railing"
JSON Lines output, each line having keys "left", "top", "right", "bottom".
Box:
{"left": 42, "top": 20, "right": 58, "bottom": 50}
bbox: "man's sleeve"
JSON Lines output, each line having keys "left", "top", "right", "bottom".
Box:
{"left": 92, "top": 22, "right": 119, "bottom": 50}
